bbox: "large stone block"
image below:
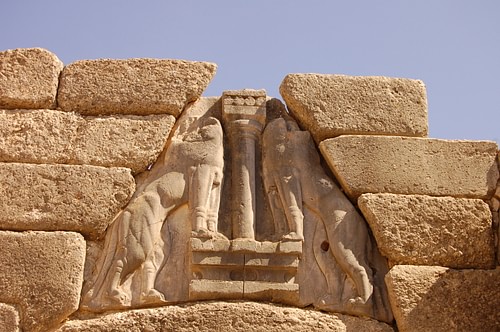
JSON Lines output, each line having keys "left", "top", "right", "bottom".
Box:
{"left": 0, "top": 109, "right": 175, "bottom": 173}
{"left": 0, "top": 303, "right": 19, "bottom": 332}
{"left": 358, "top": 193, "right": 495, "bottom": 268}
{"left": 0, "top": 163, "right": 135, "bottom": 239}
{"left": 0, "top": 231, "right": 85, "bottom": 332}
{"left": 0, "top": 48, "right": 63, "bottom": 110}
{"left": 57, "top": 302, "right": 394, "bottom": 331}
{"left": 58, "top": 58, "right": 217, "bottom": 116}
{"left": 385, "top": 265, "right": 500, "bottom": 332}
{"left": 320, "top": 136, "right": 499, "bottom": 200}
{"left": 280, "top": 74, "right": 428, "bottom": 142}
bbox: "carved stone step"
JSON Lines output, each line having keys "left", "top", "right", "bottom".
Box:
{"left": 191, "top": 237, "right": 302, "bottom": 255}
{"left": 189, "top": 280, "right": 243, "bottom": 301}
{"left": 191, "top": 265, "right": 297, "bottom": 284}
{"left": 189, "top": 237, "right": 301, "bottom": 304}
{"left": 189, "top": 280, "right": 300, "bottom": 305}
{"left": 244, "top": 281, "right": 299, "bottom": 305}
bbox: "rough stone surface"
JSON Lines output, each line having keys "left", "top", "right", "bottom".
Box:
{"left": 0, "top": 303, "right": 19, "bottom": 332}
{"left": 0, "top": 48, "right": 63, "bottom": 109}
{"left": 58, "top": 58, "right": 217, "bottom": 116}
{"left": 0, "top": 109, "right": 175, "bottom": 173}
{"left": 358, "top": 193, "right": 495, "bottom": 268}
{"left": 0, "top": 163, "right": 135, "bottom": 239}
{"left": 0, "top": 231, "right": 86, "bottom": 332}
{"left": 320, "top": 136, "right": 499, "bottom": 200}
{"left": 280, "top": 74, "right": 428, "bottom": 142}
{"left": 59, "top": 302, "right": 394, "bottom": 331}
{"left": 385, "top": 265, "right": 500, "bottom": 332}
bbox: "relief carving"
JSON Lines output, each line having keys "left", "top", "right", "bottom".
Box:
{"left": 81, "top": 111, "right": 224, "bottom": 311}
{"left": 262, "top": 117, "right": 393, "bottom": 322}
{"left": 80, "top": 93, "right": 392, "bottom": 323}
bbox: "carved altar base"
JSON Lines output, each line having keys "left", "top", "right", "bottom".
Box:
{"left": 189, "top": 237, "right": 302, "bottom": 305}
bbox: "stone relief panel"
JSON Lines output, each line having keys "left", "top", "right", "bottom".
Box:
{"left": 81, "top": 100, "right": 225, "bottom": 311}
{"left": 80, "top": 91, "right": 393, "bottom": 323}
{"left": 262, "top": 117, "right": 393, "bottom": 322}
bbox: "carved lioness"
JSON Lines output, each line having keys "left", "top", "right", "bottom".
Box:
{"left": 81, "top": 116, "right": 224, "bottom": 311}
{"left": 262, "top": 118, "right": 381, "bottom": 318}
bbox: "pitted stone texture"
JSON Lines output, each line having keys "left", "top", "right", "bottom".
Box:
{"left": 0, "top": 303, "right": 19, "bottom": 332}
{"left": 0, "top": 163, "right": 135, "bottom": 239}
{"left": 0, "top": 231, "right": 85, "bottom": 332}
{"left": 58, "top": 58, "right": 217, "bottom": 116}
{"left": 0, "top": 48, "right": 63, "bottom": 109}
{"left": 320, "top": 136, "right": 499, "bottom": 200}
{"left": 58, "top": 302, "right": 394, "bottom": 332}
{"left": 0, "top": 109, "right": 175, "bottom": 173}
{"left": 385, "top": 265, "right": 500, "bottom": 332}
{"left": 358, "top": 193, "right": 495, "bottom": 268}
{"left": 280, "top": 74, "right": 428, "bottom": 142}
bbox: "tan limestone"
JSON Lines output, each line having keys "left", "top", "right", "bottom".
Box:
{"left": 0, "top": 231, "right": 85, "bottom": 332}
{"left": 0, "top": 303, "right": 19, "bottom": 332}
{"left": 0, "top": 48, "right": 63, "bottom": 109}
{"left": 81, "top": 105, "right": 224, "bottom": 311}
{"left": 280, "top": 74, "right": 428, "bottom": 142}
{"left": 0, "top": 109, "right": 175, "bottom": 174}
{"left": 320, "top": 135, "right": 499, "bottom": 200}
{"left": 58, "top": 302, "right": 394, "bottom": 331}
{"left": 0, "top": 163, "right": 135, "bottom": 239}
{"left": 358, "top": 193, "right": 495, "bottom": 268}
{"left": 385, "top": 265, "right": 500, "bottom": 332}
{"left": 58, "top": 58, "right": 217, "bottom": 116}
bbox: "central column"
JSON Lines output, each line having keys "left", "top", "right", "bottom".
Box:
{"left": 222, "top": 89, "right": 266, "bottom": 239}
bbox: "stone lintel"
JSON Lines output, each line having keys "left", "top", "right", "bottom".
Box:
{"left": 55, "top": 302, "right": 396, "bottom": 331}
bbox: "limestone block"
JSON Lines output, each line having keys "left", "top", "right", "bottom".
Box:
{"left": 0, "top": 48, "right": 63, "bottom": 109}
{"left": 0, "top": 109, "right": 175, "bottom": 173}
{"left": 0, "top": 163, "right": 135, "bottom": 239}
{"left": 358, "top": 193, "right": 495, "bottom": 268}
{"left": 320, "top": 136, "right": 499, "bottom": 200}
{"left": 385, "top": 265, "right": 500, "bottom": 332}
{"left": 0, "top": 231, "right": 85, "bottom": 332}
{"left": 58, "top": 58, "right": 217, "bottom": 116}
{"left": 57, "top": 302, "right": 394, "bottom": 332}
{"left": 0, "top": 303, "right": 19, "bottom": 332}
{"left": 280, "top": 74, "right": 428, "bottom": 142}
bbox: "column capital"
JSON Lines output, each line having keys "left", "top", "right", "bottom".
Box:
{"left": 222, "top": 89, "right": 266, "bottom": 128}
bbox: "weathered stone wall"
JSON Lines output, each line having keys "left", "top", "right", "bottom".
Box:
{"left": 281, "top": 74, "right": 499, "bottom": 331}
{"left": 0, "top": 48, "right": 498, "bottom": 331}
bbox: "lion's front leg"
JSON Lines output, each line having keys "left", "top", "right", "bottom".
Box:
{"left": 189, "top": 164, "right": 214, "bottom": 237}
{"left": 206, "top": 168, "right": 222, "bottom": 232}
{"left": 275, "top": 167, "right": 304, "bottom": 241}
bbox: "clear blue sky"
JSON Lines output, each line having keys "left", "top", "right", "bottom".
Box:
{"left": 2, "top": 1, "right": 499, "bottom": 143}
